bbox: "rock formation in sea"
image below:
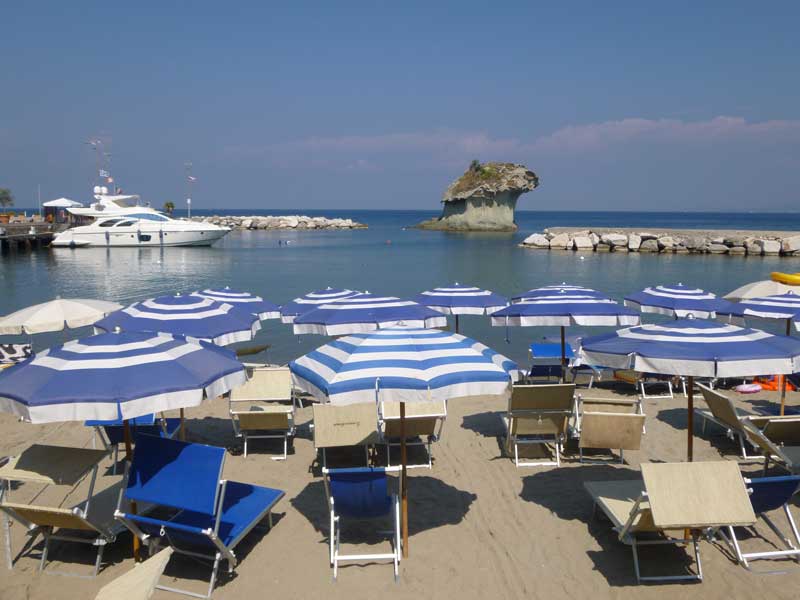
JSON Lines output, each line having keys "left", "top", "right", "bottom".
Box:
{"left": 416, "top": 161, "right": 539, "bottom": 232}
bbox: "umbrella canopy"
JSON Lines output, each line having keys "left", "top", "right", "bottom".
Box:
{"left": 0, "top": 297, "right": 123, "bottom": 335}
{"left": 718, "top": 292, "right": 800, "bottom": 332}
{"left": 624, "top": 283, "right": 735, "bottom": 319}
{"left": 493, "top": 285, "right": 640, "bottom": 327}
{"left": 578, "top": 319, "right": 800, "bottom": 378}
{"left": 280, "top": 287, "right": 359, "bottom": 323}
{"left": 42, "top": 197, "right": 83, "bottom": 208}
{"left": 192, "top": 286, "right": 280, "bottom": 321}
{"left": 293, "top": 293, "right": 447, "bottom": 336}
{"left": 289, "top": 328, "right": 518, "bottom": 405}
{"left": 94, "top": 294, "right": 260, "bottom": 346}
{"left": 414, "top": 283, "right": 507, "bottom": 316}
{"left": 0, "top": 331, "right": 245, "bottom": 423}
{"left": 725, "top": 279, "right": 800, "bottom": 302}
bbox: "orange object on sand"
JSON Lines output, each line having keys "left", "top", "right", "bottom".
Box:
{"left": 754, "top": 375, "right": 796, "bottom": 392}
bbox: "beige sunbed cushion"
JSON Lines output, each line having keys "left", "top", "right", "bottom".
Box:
{"left": 313, "top": 403, "right": 380, "bottom": 449}
{"left": 510, "top": 384, "right": 575, "bottom": 411}
{"left": 579, "top": 412, "right": 645, "bottom": 451}
{"left": 699, "top": 385, "right": 752, "bottom": 431}
{"left": 760, "top": 418, "right": 800, "bottom": 445}
{"left": 580, "top": 397, "right": 639, "bottom": 414}
{"left": 233, "top": 405, "right": 293, "bottom": 431}
{"left": 380, "top": 399, "right": 446, "bottom": 420}
{"left": 95, "top": 547, "right": 173, "bottom": 600}
{"left": 381, "top": 400, "right": 445, "bottom": 438}
{"left": 584, "top": 480, "right": 657, "bottom": 532}
{"left": 231, "top": 367, "right": 292, "bottom": 402}
{"left": 742, "top": 419, "right": 800, "bottom": 469}
{"left": 0, "top": 445, "right": 108, "bottom": 486}
{"left": 641, "top": 461, "right": 755, "bottom": 529}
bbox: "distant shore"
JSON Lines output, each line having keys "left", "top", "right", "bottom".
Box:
{"left": 521, "top": 226, "right": 800, "bottom": 256}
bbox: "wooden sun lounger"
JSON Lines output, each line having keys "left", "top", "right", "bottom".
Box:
{"left": 313, "top": 403, "right": 382, "bottom": 467}
{"left": 95, "top": 547, "right": 173, "bottom": 600}
{"left": 578, "top": 412, "right": 645, "bottom": 464}
{"left": 379, "top": 399, "right": 447, "bottom": 469}
{"left": 503, "top": 384, "right": 576, "bottom": 467}
{"left": 585, "top": 461, "right": 756, "bottom": 583}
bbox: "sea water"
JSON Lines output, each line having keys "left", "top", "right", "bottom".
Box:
{"left": 2, "top": 209, "right": 799, "bottom": 366}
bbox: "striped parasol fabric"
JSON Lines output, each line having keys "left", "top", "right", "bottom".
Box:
{"left": 414, "top": 283, "right": 507, "bottom": 315}
{"left": 577, "top": 319, "right": 800, "bottom": 378}
{"left": 280, "top": 287, "right": 360, "bottom": 324}
{"left": 293, "top": 293, "right": 448, "bottom": 336}
{"left": 624, "top": 283, "right": 735, "bottom": 319}
{"left": 0, "top": 331, "right": 246, "bottom": 423}
{"left": 493, "top": 285, "right": 640, "bottom": 327}
{"left": 289, "top": 328, "right": 519, "bottom": 405}
{"left": 719, "top": 292, "right": 800, "bottom": 331}
{"left": 192, "top": 286, "right": 281, "bottom": 320}
{"left": 94, "top": 294, "right": 261, "bottom": 346}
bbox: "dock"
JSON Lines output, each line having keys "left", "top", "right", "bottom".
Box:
{"left": 0, "top": 223, "right": 63, "bottom": 252}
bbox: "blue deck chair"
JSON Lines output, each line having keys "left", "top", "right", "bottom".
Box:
{"left": 716, "top": 475, "right": 800, "bottom": 571}
{"left": 323, "top": 467, "right": 401, "bottom": 581}
{"left": 85, "top": 414, "right": 182, "bottom": 474}
{"left": 528, "top": 343, "right": 575, "bottom": 383}
{"left": 115, "top": 434, "right": 284, "bottom": 599}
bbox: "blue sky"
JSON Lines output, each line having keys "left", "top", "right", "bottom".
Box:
{"left": 2, "top": 1, "right": 799, "bottom": 211}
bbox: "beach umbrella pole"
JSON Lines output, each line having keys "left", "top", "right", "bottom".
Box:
{"left": 560, "top": 326, "right": 566, "bottom": 383}
{"left": 687, "top": 376, "right": 694, "bottom": 462}
{"left": 400, "top": 401, "right": 409, "bottom": 558}
{"left": 781, "top": 319, "right": 791, "bottom": 416}
{"left": 179, "top": 408, "right": 186, "bottom": 441}
{"left": 455, "top": 314, "right": 460, "bottom": 334}
{"left": 122, "top": 420, "right": 142, "bottom": 561}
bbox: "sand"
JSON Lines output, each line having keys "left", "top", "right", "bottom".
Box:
{"left": 2, "top": 384, "right": 800, "bottom": 600}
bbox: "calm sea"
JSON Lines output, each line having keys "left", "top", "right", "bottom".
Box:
{"left": 3, "top": 209, "right": 800, "bottom": 366}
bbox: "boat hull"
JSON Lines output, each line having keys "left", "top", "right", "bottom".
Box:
{"left": 51, "top": 227, "right": 229, "bottom": 248}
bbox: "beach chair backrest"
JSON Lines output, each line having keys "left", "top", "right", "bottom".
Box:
{"left": 313, "top": 403, "right": 381, "bottom": 449}
{"left": 741, "top": 419, "right": 787, "bottom": 459}
{"left": 126, "top": 434, "right": 224, "bottom": 515}
{"left": 0, "top": 444, "right": 108, "bottom": 486}
{"left": 510, "top": 384, "right": 575, "bottom": 411}
{"left": 381, "top": 399, "right": 446, "bottom": 438}
{"left": 235, "top": 406, "right": 292, "bottom": 431}
{"left": 95, "top": 547, "right": 173, "bottom": 600}
{"left": 327, "top": 467, "right": 391, "bottom": 518}
{"left": 579, "top": 397, "right": 639, "bottom": 414}
{"left": 746, "top": 476, "right": 800, "bottom": 514}
{"left": 0, "top": 503, "right": 96, "bottom": 532}
{"left": 699, "top": 385, "right": 742, "bottom": 432}
{"left": 760, "top": 418, "right": 800, "bottom": 445}
{"left": 231, "top": 367, "right": 292, "bottom": 402}
{"left": 579, "top": 412, "right": 645, "bottom": 451}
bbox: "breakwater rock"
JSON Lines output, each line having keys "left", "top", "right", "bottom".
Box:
{"left": 416, "top": 161, "right": 539, "bottom": 232}
{"left": 520, "top": 227, "right": 800, "bottom": 257}
{"left": 186, "top": 215, "right": 367, "bottom": 230}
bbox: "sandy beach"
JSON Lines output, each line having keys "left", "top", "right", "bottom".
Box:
{"left": 3, "top": 383, "right": 800, "bottom": 600}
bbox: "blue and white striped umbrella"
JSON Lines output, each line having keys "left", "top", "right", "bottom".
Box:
{"left": 0, "top": 331, "right": 246, "bottom": 423}
{"left": 293, "top": 293, "right": 448, "bottom": 336}
{"left": 624, "top": 283, "right": 734, "bottom": 319}
{"left": 719, "top": 292, "right": 800, "bottom": 332}
{"left": 414, "top": 283, "right": 508, "bottom": 316}
{"left": 94, "top": 294, "right": 261, "bottom": 346}
{"left": 192, "top": 286, "right": 281, "bottom": 321}
{"left": 493, "top": 285, "right": 640, "bottom": 327}
{"left": 280, "top": 287, "right": 360, "bottom": 324}
{"left": 578, "top": 319, "right": 800, "bottom": 378}
{"left": 289, "top": 328, "right": 519, "bottom": 405}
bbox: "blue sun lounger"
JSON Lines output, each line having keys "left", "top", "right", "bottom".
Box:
{"left": 85, "top": 414, "right": 182, "bottom": 474}
{"left": 715, "top": 475, "right": 800, "bottom": 571}
{"left": 323, "top": 467, "right": 401, "bottom": 581}
{"left": 115, "top": 434, "right": 284, "bottom": 599}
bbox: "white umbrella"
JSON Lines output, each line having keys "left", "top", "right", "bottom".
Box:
{"left": 0, "top": 297, "right": 123, "bottom": 335}
{"left": 725, "top": 280, "right": 800, "bottom": 302}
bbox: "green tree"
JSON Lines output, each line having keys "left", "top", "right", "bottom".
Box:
{"left": 0, "top": 188, "right": 13, "bottom": 210}
{"left": 163, "top": 201, "right": 175, "bottom": 215}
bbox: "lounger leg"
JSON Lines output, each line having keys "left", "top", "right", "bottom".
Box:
{"left": 39, "top": 528, "right": 51, "bottom": 572}
{"left": 112, "top": 446, "right": 118, "bottom": 475}
{"left": 243, "top": 435, "right": 248, "bottom": 458}
{"left": 329, "top": 509, "right": 335, "bottom": 566}
{"left": 785, "top": 505, "right": 800, "bottom": 555}
{"left": 619, "top": 449, "right": 624, "bottom": 464}
{"left": 93, "top": 544, "right": 105, "bottom": 577}
{"left": 206, "top": 554, "right": 221, "bottom": 599}
{"left": 631, "top": 538, "right": 642, "bottom": 583}
{"left": 3, "top": 510, "right": 12, "bottom": 570}
{"left": 764, "top": 512, "right": 798, "bottom": 552}
{"left": 726, "top": 525, "right": 748, "bottom": 567}
{"left": 555, "top": 440, "right": 561, "bottom": 468}
{"left": 693, "top": 534, "right": 703, "bottom": 580}
{"left": 579, "top": 447, "right": 584, "bottom": 463}
{"left": 514, "top": 440, "right": 520, "bottom": 468}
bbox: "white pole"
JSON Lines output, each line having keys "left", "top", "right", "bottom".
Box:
{"left": 187, "top": 197, "right": 191, "bottom": 219}
{"left": 37, "top": 184, "right": 41, "bottom": 217}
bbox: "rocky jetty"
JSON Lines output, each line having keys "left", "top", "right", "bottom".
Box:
{"left": 416, "top": 161, "right": 539, "bottom": 232}
{"left": 186, "top": 215, "right": 367, "bottom": 230}
{"left": 520, "top": 227, "right": 800, "bottom": 257}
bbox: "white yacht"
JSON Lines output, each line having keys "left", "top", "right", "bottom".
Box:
{"left": 51, "top": 187, "right": 229, "bottom": 248}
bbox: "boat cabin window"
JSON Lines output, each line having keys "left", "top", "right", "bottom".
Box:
{"left": 116, "top": 221, "right": 136, "bottom": 227}
{"left": 127, "top": 213, "right": 168, "bottom": 222}
{"left": 98, "top": 219, "right": 124, "bottom": 227}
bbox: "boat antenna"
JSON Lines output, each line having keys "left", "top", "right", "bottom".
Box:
{"left": 185, "top": 161, "right": 194, "bottom": 219}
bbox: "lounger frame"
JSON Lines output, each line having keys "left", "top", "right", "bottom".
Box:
{"left": 504, "top": 384, "right": 575, "bottom": 467}
{"left": 379, "top": 399, "right": 446, "bottom": 470}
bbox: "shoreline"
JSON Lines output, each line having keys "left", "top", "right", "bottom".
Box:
{"left": 521, "top": 226, "right": 800, "bottom": 256}
{"left": 186, "top": 215, "right": 367, "bottom": 230}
